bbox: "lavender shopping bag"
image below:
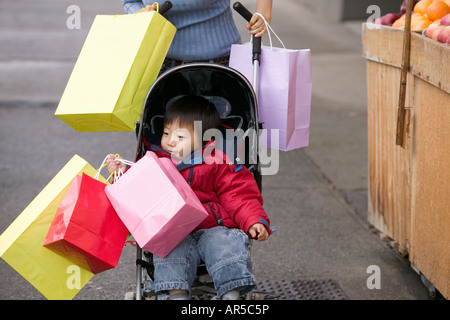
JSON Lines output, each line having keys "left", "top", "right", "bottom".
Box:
{"left": 229, "top": 22, "right": 312, "bottom": 151}
{"left": 105, "top": 151, "right": 207, "bottom": 258}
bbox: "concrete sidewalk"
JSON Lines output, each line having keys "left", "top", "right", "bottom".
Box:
{"left": 0, "top": 0, "right": 430, "bottom": 300}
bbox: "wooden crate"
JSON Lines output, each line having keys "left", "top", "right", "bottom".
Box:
{"left": 362, "top": 24, "right": 449, "bottom": 299}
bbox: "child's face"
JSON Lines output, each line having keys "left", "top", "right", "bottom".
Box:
{"left": 161, "top": 121, "right": 198, "bottom": 159}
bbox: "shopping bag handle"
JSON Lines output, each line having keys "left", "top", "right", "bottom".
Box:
{"left": 135, "top": 1, "right": 172, "bottom": 15}
{"left": 233, "top": 2, "right": 261, "bottom": 63}
{"left": 254, "top": 13, "right": 285, "bottom": 50}
{"left": 95, "top": 154, "right": 134, "bottom": 183}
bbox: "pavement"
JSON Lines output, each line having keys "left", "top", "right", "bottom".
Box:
{"left": 0, "top": 0, "right": 432, "bottom": 300}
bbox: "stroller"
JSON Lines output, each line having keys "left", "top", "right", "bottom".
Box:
{"left": 126, "top": 2, "right": 265, "bottom": 300}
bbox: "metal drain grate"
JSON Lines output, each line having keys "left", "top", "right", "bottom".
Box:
{"left": 251, "top": 279, "right": 348, "bottom": 300}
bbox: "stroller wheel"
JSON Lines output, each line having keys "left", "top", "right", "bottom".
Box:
{"left": 124, "top": 291, "right": 136, "bottom": 300}
{"left": 245, "top": 292, "right": 265, "bottom": 300}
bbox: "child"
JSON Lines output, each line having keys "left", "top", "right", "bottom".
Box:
{"left": 107, "top": 95, "right": 272, "bottom": 300}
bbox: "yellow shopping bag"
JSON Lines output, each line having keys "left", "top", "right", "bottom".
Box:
{"left": 55, "top": 11, "right": 176, "bottom": 132}
{"left": 0, "top": 155, "right": 108, "bottom": 300}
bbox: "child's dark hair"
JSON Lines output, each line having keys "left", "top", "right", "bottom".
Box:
{"left": 164, "top": 95, "right": 220, "bottom": 136}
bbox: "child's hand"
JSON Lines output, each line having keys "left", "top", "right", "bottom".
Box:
{"left": 246, "top": 13, "right": 269, "bottom": 37}
{"left": 247, "top": 223, "right": 269, "bottom": 241}
{"left": 106, "top": 155, "right": 127, "bottom": 174}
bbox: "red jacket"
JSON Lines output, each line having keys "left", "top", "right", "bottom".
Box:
{"left": 149, "top": 142, "right": 273, "bottom": 237}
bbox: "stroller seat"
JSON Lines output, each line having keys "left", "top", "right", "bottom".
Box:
{"left": 130, "top": 63, "right": 261, "bottom": 300}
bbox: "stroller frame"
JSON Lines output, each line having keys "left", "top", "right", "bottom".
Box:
{"left": 128, "top": 62, "right": 262, "bottom": 300}
{"left": 128, "top": 2, "right": 263, "bottom": 300}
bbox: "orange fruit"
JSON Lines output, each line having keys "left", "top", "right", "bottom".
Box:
{"left": 411, "top": 14, "right": 433, "bottom": 30}
{"left": 444, "top": 0, "right": 450, "bottom": 7}
{"left": 414, "top": 0, "right": 434, "bottom": 15}
{"left": 392, "top": 13, "right": 432, "bottom": 30}
{"left": 393, "top": 15, "right": 406, "bottom": 27}
{"left": 426, "top": 0, "right": 450, "bottom": 21}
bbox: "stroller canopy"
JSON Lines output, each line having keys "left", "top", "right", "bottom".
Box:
{"left": 139, "top": 63, "right": 258, "bottom": 133}
{"left": 135, "top": 63, "right": 261, "bottom": 184}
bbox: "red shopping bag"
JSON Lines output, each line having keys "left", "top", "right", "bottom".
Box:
{"left": 43, "top": 173, "right": 128, "bottom": 274}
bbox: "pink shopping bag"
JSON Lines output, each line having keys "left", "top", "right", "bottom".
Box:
{"left": 229, "top": 29, "right": 312, "bottom": 151}
{"left": 104, "top": 151, "right": 208, "bottom": 258}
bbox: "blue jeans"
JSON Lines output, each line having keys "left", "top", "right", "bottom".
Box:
{"left": 151, "top": 226, "right": 255, "bottom": 299}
